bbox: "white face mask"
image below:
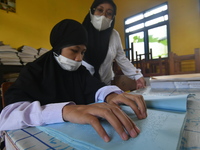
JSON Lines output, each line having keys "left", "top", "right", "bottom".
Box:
{"left": 90, "top": 11, "right": 113, "bottom": 31}
{"left": 54, "top": 53, "right": 82, "bottom": 71}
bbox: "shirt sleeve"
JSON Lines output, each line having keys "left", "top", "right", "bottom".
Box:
{"left": 0, "top": 101, "right": 74, "bottom": 132}
{"left": 95, "top": 85, "right": 124, "bottom": 103}
{"left": 112, "top": 30, "right": 143, "bottom": 80}
{"left": 0, "top": 85, "right": 122, "bottom": 133}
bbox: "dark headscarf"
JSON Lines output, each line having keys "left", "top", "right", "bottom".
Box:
{"left": 5, "top": 19, "right": 105, "bottom": 106}
{"left": 50, "top": 19, "right": 88, "bottom": 54}
{"left": 82, "top": 0, "right": 117, "bottom": 80}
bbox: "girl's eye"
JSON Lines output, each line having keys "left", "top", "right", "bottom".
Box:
{"left": 71, "top": 49, "right": 85, "bottom": 56}
{"left": 71, "top": 49, "right": 78, "bottom": 53}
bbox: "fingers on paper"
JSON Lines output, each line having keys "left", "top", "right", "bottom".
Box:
{"left": 122, "top": 93, "right": 147, "bottom": 119}
{"left": 89, "top": 103, "right": 140, "bottom": 141}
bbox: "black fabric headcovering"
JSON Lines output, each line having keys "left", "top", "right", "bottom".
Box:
{"left": 82, "top": 0, "right": 117, "bottom": 80}
{"left": 90, "top": 0, "right": 116, "bottom": 16}
{"left": 50, "top": 19, "right": 88, "bottom": 54}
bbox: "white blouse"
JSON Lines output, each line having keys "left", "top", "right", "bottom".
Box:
{"left": 82, "top": 29, "right": 143, "bottom": 85}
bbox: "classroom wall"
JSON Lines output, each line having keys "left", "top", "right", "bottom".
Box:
{"left": 114, "top": 0, "right": 200, "bottom": 55}
{"left": 0, "top": 0, "right": 93, "bottom": 50}
{"left": 0, "top": 0, "right": 200, "bottom": 55}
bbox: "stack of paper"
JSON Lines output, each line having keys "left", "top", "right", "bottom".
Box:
{"left": 36, "top": 48, "right": 49, "bottom": 58}
{"left": 18, "top": 45, "right": 39, "bottom": 65}
{"left": 149, "top": 73, "right": 200, "bottom": 89}
{"left": 0, "top": 44, "right": 21, "bottom": 65}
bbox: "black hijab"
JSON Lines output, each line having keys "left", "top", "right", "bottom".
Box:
{"left": 5, "top": 19, "right": 105, "bottom": 106}
{"left": 50, "top": 19, "right": 88, "bottom": 54}
{"left": 82, "top": 0, "right": 117, "bottom": 80}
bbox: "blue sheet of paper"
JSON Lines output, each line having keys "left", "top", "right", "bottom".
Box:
{"left": 142, "top": 94, "right": 189, "bottom": 111}
{"left": 37, "top": 93, "right": 188, "bottom": 150}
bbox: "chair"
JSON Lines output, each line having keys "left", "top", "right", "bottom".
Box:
{"left": 135, "top": 49, "right": 169, "bottom": 77}
{"left": 1, "top": 82, "right": 13, "bottom": 108}
{"left": 124, "top": 42, "right": 134, "bottom": 63}
{"left": 169, "top": 48, "right": 200, "bottom": 75}
{"left": 140, "top": 57, "right": 169, "bottom": 77}
{"left": 135, "top": 48, "right": 153, "bottom": 68}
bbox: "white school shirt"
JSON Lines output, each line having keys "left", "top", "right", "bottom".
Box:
{"left": 0, "top": 86, "right": 122, "bottom": 134}
{"left": 82, "top": 29, "right": 143, "bottom": 85}
{"left": 0, "top": 86, "right": 123, "bottom": 135}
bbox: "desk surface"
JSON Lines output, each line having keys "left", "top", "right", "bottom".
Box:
{"left": 5, "top": 87, "right": 200, "bottom": 150}
{"left": 5, "top": 127, "right": 74, "bottom": 150}
{"left": 132, "top": 87, "right": 200, "bottom": 149}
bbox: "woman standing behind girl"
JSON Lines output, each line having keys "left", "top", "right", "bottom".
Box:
{"left": 82, "top": 0, "right": 146, "bottom": 89}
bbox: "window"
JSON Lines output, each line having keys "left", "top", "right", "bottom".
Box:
{"left": 124, "top": 3, "right": 170, "bottom": 61}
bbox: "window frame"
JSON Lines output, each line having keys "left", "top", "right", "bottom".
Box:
{"left": 124, "top": 2, "right": 171, "bottom": 60}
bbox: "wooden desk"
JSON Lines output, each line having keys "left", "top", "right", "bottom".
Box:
{"left": 4, "top": 87, "right": 200, "bottom": 150}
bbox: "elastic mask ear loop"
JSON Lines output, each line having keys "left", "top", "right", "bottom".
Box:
{"left": 53, "top": 52, "right": 59, "bottom": 57}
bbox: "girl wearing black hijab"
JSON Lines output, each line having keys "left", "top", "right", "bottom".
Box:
{"left": 0, "top": 19, "right": 147, "bottom": 143}
{"left": 82, "top": 0, "right": 146, "bottom": 89}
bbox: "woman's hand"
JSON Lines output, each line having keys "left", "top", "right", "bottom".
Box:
{"left": 62, "top": 103, "right": 140, "bottom": 142}
{"left": 106, "top": 93, "right": 147, "bottom": 120}
{"left": 136, "top": 77, "right": 146, "bottom": 89}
